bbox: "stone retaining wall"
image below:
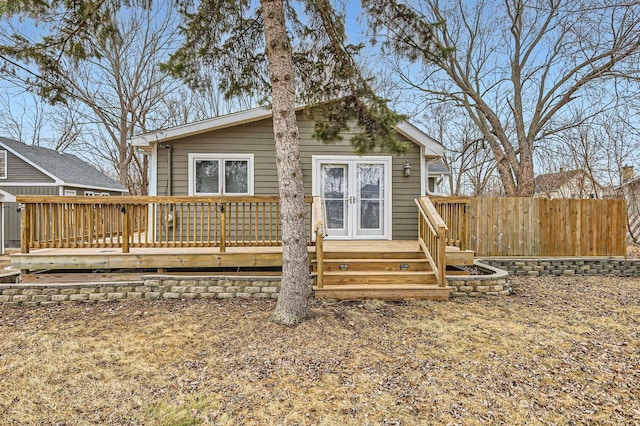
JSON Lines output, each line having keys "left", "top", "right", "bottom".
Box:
{"left": 0, "top": 276, "right": 289, "bottom": 305}
{"left": 480, "top": 257, "right": 640, "bottom": 277}
{"left": 6, "top": 258, "right": 636, "bottom": 305}
{"left": 447, "top": 261, "right": 512, "bottom": 297}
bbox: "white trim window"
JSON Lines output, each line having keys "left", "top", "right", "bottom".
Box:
{"left": 188, "top": 154, "right": 254, "bottom": 196}
{"left": 64, "top": 189, "right": 77, "bottom": 196}
{"left": 0, "top": 150, "right": 7, "bottom": 179}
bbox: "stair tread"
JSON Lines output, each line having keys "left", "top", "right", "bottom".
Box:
{"left": 320, "top": 258, "right": 428, "bottom": 262}
{"left": 320, "top": 252, "right": 427, "bottom": 259}
{"left": 323, "top": 270, "right": 434, "bottom": 276}
{"left": 315, "top": 283, "right": 445, "bottom": 290}
{"left": 313, "top": 284, "right": 450, "bottom": 300}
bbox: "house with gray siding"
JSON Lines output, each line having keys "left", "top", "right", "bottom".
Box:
{"left": 131, "top": 106, "right": 446, "bottom": 241}
{"left": 0, "top": 137, "right": 128, "bottom": 251}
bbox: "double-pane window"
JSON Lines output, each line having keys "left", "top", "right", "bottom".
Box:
{"left": 189, "top": 154, "right": 253, "bottom": 195}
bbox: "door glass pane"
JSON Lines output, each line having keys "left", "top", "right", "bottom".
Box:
{"left": 326, "top": 200, "right": 345, "bottom": 228}
{"left": 358, "top": 164, "right": 384, "bottom": 231}
{"left": 359, "top": 164, "right": 383, "bottom": 199}
{"left": 360, "top": 200, "right": 381, "bottom": 229}
{"left": 195, "top": 159, "right": 219, "bottom": 194}
{"left": 224, "top": 160, "right": 249, "bottom": 194}
{"left": 322, "top": 165, "right": 347, "bottom": 231}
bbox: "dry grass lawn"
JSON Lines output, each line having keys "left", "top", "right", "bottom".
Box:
{"left": 0, "top": 275, "right": 638, "bottom": 425}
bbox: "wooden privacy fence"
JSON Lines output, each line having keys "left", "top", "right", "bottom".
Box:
{"left": 430, "top": 196, "right": 627, "bottom": 257}
{"left": 18, "top": 196, "right": 318, "bottom": 254}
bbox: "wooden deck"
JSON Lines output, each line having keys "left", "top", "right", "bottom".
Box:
{"left": 10, "top": 241, "right": 472, "bottom": 271}
{"left": 10, "top": 241, "right": 474, "bottom": 301}
{"left": 11, "top": 245, "right": 287, "bottom": 271}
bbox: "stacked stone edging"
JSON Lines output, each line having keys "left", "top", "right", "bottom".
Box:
{"left": 0, "top": 275, "right": 291, "bottom": 306}
{"left": 480, "top": 257, "right": 640, "bottom": 277}
{"left": 6, "top": 258, "right": 635, "bottom": 305}
{"left": 447, "top": 261, "right": 512, "bottom": 297}
{"left": 143, "top": 275, "right": 286, "bottom": 300}
{"left": 0, "top": 281, "right": 146, "bottom": 305}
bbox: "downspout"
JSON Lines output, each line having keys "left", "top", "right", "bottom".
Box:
{"left": 163, "top": 144, "right": 173, "bottom": 196}
{"left": 163, "top": 144, "right": 174, "bottom": 229}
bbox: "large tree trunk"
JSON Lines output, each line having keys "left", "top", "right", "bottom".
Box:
{"left": 261, "top": 0, "right": 310, "bottom": 325}
{"left": 515, "top": 158, "right": 535, "bottom": 196}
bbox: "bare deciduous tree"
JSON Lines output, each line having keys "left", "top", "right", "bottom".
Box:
{"left": 365, "top": 0, "right": 640, "bottom": 195}
{"left": 59, "top": 5, "right": 181, "bottom": 194}
{"left": 1, "top": 3, "right": 183, "bottom": 194}
{"left": 0, "top": 90, "right": 45, "bottom": 144}
{"left": 422, "top": 103, "right": 498, "bottom": 195}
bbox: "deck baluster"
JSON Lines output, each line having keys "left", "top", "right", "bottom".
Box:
{"left": 220, "top": 204, "right": 226, "bottom": 252}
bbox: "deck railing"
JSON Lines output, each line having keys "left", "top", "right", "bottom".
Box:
{"left": 428, "top": 196, "right": 471, "bottom": 251}
{"left": 18, "top": 196, "right": 316, "bottom": 254}
{"left": 415, "top": 197, "right": 447, "bottom": 287}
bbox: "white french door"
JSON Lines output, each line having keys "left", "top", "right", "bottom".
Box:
{"left": 314, "top": 156, "right": 391, "bottom": 239}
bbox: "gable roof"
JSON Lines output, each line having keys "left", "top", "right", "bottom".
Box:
{"left": 131, "top": 106, "right": 445, "bottom": 158}
{"left": 534, "top": 169, "right": 601, "bottom": 194}
{"left": 427, "top": 159, "right": 450, "bottom": 175}
{"left": 0, "top": 137, "right": 127, "bottom": 192}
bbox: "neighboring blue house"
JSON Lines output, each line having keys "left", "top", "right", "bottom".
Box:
{"left": 0, "top": 137, "right": 127, "bottom": 253}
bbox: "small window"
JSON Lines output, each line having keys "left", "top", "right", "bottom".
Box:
{"left": 188, "top": 154, "right": 254, "bottom": 196}
{"left": 84, "top": 191, "right": 109, "bottom": 196}
{"left": 64, "top": 190, "right": 77, "bottom": 196}
{"left": 428, "top": 177, "right": 436, "bottom": 193}
{"left": 0, "top": 150, "right": 6, "bottom": 179}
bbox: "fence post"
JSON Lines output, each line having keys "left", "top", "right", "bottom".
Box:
{"left": 461, "top": 203, "right": 469, "bottom": 251}
{"left": 122, "top": 205, "right": 129, "bottom": 253}
{"left": 220, "top": 204, "right": 226, "bottom": 252}
{"left": 20, "top": 203, "right": 30, "bottom": 254}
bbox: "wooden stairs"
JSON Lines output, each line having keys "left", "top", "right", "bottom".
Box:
{"left": 311, "top": 243, "right": 461, "bottom": 301}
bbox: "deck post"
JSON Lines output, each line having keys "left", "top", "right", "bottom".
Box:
{"left": 311, "top": 196, "right": 325, "bottom": 288}
{"left": 315, "top": 227, "right": 324, "bottom": 288}
{"left": 122, "top": 205, "right": 130, "bottom": 253}
{"left": 219, "top": 204, "right": 226, "bottom": 252}
{"left": 20, "top": 203, "right": 30, "bottom": 254}
{"left": 437, "top": 223, "right": 447, "bottom": 287}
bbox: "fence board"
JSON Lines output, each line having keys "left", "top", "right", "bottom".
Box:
{"left": 438, "top": 197, "right": 627, "bottom": 257}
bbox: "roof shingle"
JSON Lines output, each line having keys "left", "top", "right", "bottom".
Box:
{"left": 0, "top": 137, "right": 127, "bottom": 192}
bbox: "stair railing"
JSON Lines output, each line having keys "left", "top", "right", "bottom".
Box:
{"left": 415, "top": 197, "right": 448, "bottom": 287}
{"left": 312, "top": 196, "right": 326, "bottom": 288}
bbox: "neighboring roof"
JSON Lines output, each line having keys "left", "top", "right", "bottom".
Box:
{"left": 616, "top": 175, "right": 640, "bottom": 189}
{"left": 534, "top": 169, "right": 600, "bottom": 193}
{"left": 0, "top": 188, "right": 16, "bottom": 202}
{"left": 131, "top": 105, "right": 445, "bottom": 158}
{"left": 427, "top": 159, "right": 450, "bottom": 175}
{"left": 0, "top": 137, "right": 127, "bottom": 192}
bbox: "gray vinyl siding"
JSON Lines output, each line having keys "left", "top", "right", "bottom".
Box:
{"left": 1, "top": 150, "right": 55, "bottom": 183}
{"left": 0, "top": 185, "right": 58, "bottom": 247}
{"left": 156, "top": 112, "right": 423, "bottom": 240}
